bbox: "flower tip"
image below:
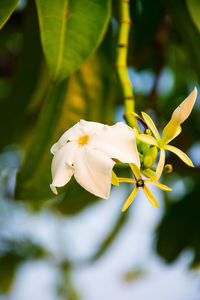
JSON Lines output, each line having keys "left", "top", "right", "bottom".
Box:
{"left": 172, "top": 88, "right": 198, "bottom": 124}
{"left": 193, "top": 86, "right": 197, "bottom": 96}
{"left": 50, "top": 184, "right": 58, "bottom": 195}
{"left": 121, "top": 205, "right": 128, "bottom": 212}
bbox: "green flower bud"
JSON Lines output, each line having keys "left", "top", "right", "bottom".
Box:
{"left": 143, "top": 146, "right": 158, "bottom": 168}
{"left": 140, "top": 142, "right": 150, "bottom": 154}
{"left": 141, "top": 168, "right": 156, "bottom": 180}
{"left": 148, "top": 146, "right": 158, "bottom": 165}
{"left": 143, "top": 155, "right": 152, "bottom": 168}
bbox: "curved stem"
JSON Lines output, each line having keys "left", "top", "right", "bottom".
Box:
{"left": 116, "top": 0, "right": 138, "bottom": 130}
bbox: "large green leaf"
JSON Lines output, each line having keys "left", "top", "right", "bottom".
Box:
{"left": 163, "top": 0, "right": 200, "bottom": 82}
{"left": 0, "top": 1, "right": 45, "bottom": 150}
{"left": 15, "top": 33, "right": 117, "bottom": 212}
{"left": 186, "top": 0, "right": 200, "bottom": 32}
{"left": 35, "top": 0, "right": 111, "bottom": 83}
{"left": 0, "top": 0, "right": 19, "bottom": 30}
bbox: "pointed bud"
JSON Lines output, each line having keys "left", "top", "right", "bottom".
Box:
{"left": 141, "top": 168, "right": 156, "bottom": 180}
{"left": 171, "top": 87, "right": 197, "bottom": 124}
{"left": 143, "top": 146, "right": 158, "bottom": 168}
{"left": 160, "top": 88, "right": 197, "bottom": 146}
{"left": 143, "top": 155, "right": 152, "bottom": 168}
{"left": 140, "top": 142, "right": 150, "bottom": 154}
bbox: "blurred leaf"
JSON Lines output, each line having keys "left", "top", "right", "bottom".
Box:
{"left": 156, "top": 182, "right": 200, "bottom": 267}
{"left": 164, "top": 0, "right": 200, "bottom": 82}
{"left": 0, "top": 0, "right": 19, "bottom": 30}
{"left": 35, "top": 0, "right": 111, "bottom": 82}
{"left": 0, "top": 1, "right": 44, "bottom": 150}
{"left": 15, "top": 31, "right": 117, "bottom": 212}
{"left": 186, "top": 0, "right": 200, "bottom": 32}
{"left": 0, "top": 238, "right": 48, "bottom": 293}
{"left": 52, "top": 178, "right": 98, "bottom": 215}
{"left": 89, "top": 211, "right": 129, "bottom": 262}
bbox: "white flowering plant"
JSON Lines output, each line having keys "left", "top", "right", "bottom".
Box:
{"left": 50, "top": 88, "right": 197, "bottom": 212}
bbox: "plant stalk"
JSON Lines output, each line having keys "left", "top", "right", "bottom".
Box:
{"left": 116, "top": 0, "right": 138, "bottom": 130}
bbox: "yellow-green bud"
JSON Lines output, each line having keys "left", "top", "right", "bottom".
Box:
{"left": 140, "top": 142, "right": 149, "bottom": 154}
{"left": 143, "top": 146, "right": 158, "bottom": 168}
{"left": 143, "top": 156, "right": 152, "bottom": 168}
{"left": 144, "top": 128, "right": 152, "bottom": 135}
{"left": 141, "top": 168, "right": 156, "bottom": 180}
{"left": 165, "top": 164, "right": 173, "bottom": 173}
{"left": 148, "top": 146, "right": 158, "bottom": 165}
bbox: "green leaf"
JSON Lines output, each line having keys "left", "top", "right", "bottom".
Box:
{"left": 186, "top": 0, "right": 200, "bottom": 32}
{"left": 0, "top": 0, "right": 19, "bottom": 30}
{"left": 15, "top": 33, "right": 117, "bottom": 210}
{"left": 35, "top": 0, "right": 111, "bottom": 83}
{"left": 156, "top": 182, "right": 200, "bottom": 267}
{"left": 0, "top": 238, "right": 48, "bottom": 293}
{"left": 89, "top": 212, "right": 129, "bottom": 262}
{"left": 0, "top": 1, "right": 45, "bottom": 150}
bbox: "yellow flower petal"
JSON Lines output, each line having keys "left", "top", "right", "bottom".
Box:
{"left": 142, "top": 185, "right": 159, "bottom": 208}
{"left": 137, "top": 134, "right": 158, "bottom": 146}
{"left": 144, "top": 180, "right": 172, "bottom": 191}
{"left": 141, "top": 112, "right": 160, "bottom": 140}
{"left": 118, "top": 177, "right": 136, "bottom": 183}
{"left": 160, "top": 120, "right": 180, "bottom": 146}
{"left": 165, "top": 145, "right": 194, "bottom": 167}
{"left": 121, "top": 186, "right": 138, "bottom": 212}
{"left": 129, "top": 163, "right": 142, "bottom": 180}
{"left": 111, "top": 171, "right": 119, "bottom": 186}
{"left": 155, "top": 149, "right": 165, "bottom": 181}
{"left": 171, "top": 87, "right": 197, "bottom": 124}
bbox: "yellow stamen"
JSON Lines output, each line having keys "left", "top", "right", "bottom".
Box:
{"left": 77, "top": 135, "right": 90, "bottom": 146}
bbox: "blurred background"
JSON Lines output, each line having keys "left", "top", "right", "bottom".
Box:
{"left": 0, "top": 0, "right": 200, "bottom": 299}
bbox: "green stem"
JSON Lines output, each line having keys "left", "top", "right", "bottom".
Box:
{"left": 116, "top": 0, "right": 138, "bottom": 130}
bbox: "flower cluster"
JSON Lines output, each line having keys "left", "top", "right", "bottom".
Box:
{"left": 50, "top": 88, "right": 197, "bottom": 212}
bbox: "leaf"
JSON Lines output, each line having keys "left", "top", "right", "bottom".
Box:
{"left": 89, "top": 212, "right": 129, "bottom": 262}
{"left": 0, "top": 1, "right": 45, "bottom": 150}
{"left": 164, "top": 0, "right": 200, "bottom": 80}
{"left": 186, "top": 0, "right": 200, "bottom": 32}
{"left": 52, "top": 178, "right": 98, "bottom": 215}
{"left": 156, "top": 183, "right": 200, "bottom": 267}
{"left": 0, "top": 0, "right": 19, "bottom": 30}
{"left": 0, "top": 238, "right": 48, "bottom": 293}
{"left": 35, "top": 0, "right": 111, "bottom": 83}
{"left": 15, "top": 31, "right": 117, "bottom": 212}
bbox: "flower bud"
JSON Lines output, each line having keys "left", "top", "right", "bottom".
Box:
{"left": 165, "top": 164, "right": 173, "bottom": 173}
{"left": 141, "top": 168, "right": 156, "bottom": 180}
{"left": 143, "top": 155, "right": 152, "bottom": 168}
{"left": 140, "top": 141, "right": 150, "bottom": 154}
{"left": 143, "top": 146, "right": 158, "bottom": 168}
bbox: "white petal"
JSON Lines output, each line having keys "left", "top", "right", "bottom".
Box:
{"left": 79, "top": 119, "right": 104, "bottom": 136}
{"left": 51, "top": 123, "right": 83, "bottom": 154}
{"left": 51, "top": 120, "right": 104, "bottom": 154}
{"left": 90, "top": 122, "right": 140, "bottom": 167}
{"left": 171, "top": 87, "right": 197, "bottom": 124}
{"left": 74, "top": 146, "right": 115, "bottom": 199}
{"left": 51, "top": 144, "right": 75, "bottom": 189}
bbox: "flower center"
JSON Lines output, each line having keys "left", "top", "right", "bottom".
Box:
{"left": 77, "top": 135, "right": 90, "bottom": 146}
{"left": 136, "top": 179, "right": 144, "bottom": 187}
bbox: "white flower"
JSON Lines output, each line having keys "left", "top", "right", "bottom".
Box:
{"left": 50, "top": 120, "right": 140, "bottom": 199}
